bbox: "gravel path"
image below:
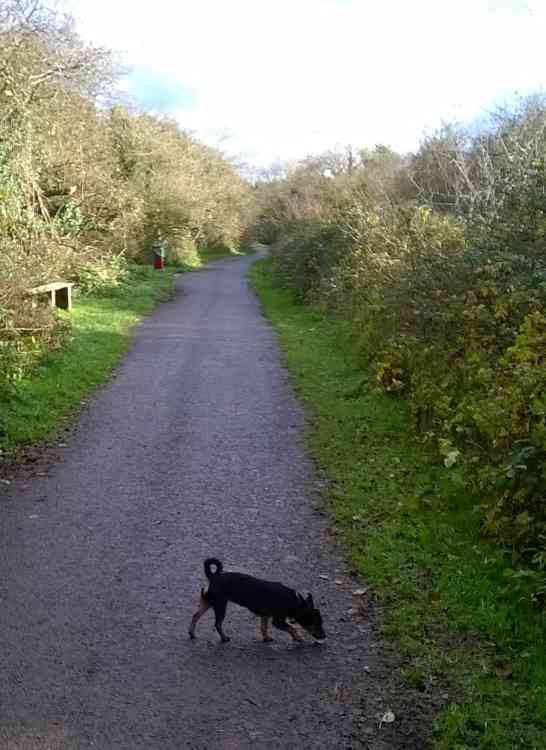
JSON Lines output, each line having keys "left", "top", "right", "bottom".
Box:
{"left": 0, "top": 253, "right": 428, "bottom": 749}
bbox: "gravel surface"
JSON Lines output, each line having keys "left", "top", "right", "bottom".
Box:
{"left": 0, "top": 252, "right": 431, "bottom": 749}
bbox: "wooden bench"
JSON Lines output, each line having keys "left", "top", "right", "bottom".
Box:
{"left": 30, "top": 281, "right": 74, "bottom": 311}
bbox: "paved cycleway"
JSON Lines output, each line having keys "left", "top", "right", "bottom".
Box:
{"left": 0, "top": 252, "right": 427, "bottom": 749}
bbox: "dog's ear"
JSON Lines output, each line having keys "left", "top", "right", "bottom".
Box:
{"left": 306, "top": 593, "right": 314, "bottom": 608}
{"left": 297, "top": 593, "right": 306, "bottom": 606}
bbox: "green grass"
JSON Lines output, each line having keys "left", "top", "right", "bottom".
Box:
{"left": 197, "top": 245, "right": 255, "bottom": 263}
{"left": 197, "top": 247, "right": 238, "bottom": 262}
{"left": 0, "top": 264, "right": 174, "bottom": 447}
{"left": 250, "top": 258, "right": 546, "bottom": 750}
{"left": 165, "top": 245, "right": 254, "bottom": 273}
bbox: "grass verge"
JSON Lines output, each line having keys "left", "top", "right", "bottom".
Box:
{"left": 166, "top": 245, "right": 255, "bottom": 274}
{"left": 197, "top": 245, "right": 255, "bottom": 263}
{"left": 0, "top": 264, "right": 175, "bottom": 448}
{"left": 250, "top": 258, "right": 546, "bottom": 750}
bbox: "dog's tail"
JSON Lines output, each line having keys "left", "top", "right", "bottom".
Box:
{"left": 204, "top": 557, "right": 223, "bottom": 579}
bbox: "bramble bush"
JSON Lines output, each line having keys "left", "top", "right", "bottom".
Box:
{"left": 0, "top": 1, "right": 250, "bottom": 396}
{"left": 251, "top": 105, "right": 546, "bottom": 582}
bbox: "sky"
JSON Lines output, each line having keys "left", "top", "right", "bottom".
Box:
{"left": 64, "top": 0, "right": 546, "bottom": 167}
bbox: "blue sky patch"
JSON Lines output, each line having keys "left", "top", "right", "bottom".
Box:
{"left": 124, "top": 68, "right": 196, "bottom": 112}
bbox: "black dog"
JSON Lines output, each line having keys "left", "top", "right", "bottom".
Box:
{"left": 189, "top": 558, "right": 326, "bottom": 644}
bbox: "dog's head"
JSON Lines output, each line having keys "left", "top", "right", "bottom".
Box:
{"left": 294, "top": 593, "right": 326, "bottom": 641}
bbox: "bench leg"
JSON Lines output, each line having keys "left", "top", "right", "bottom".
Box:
{"left": 55, "top": 286, "right": 71, "bottom": 310}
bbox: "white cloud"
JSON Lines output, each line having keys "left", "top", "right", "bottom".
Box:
{"left": 66, "top": 0, "right": 546, "bottom": 165}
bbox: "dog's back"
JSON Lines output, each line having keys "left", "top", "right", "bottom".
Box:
{"left": 208, "top": 571, "right": 301, "bottom": 617}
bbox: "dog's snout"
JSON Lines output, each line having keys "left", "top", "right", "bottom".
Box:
{"left": 311, "top": 625, "right": 326, "bottom": 641}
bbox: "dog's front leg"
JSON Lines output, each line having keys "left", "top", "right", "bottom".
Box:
{"left": 215, "top": 620, "right": 230, "bottom": 643}
{"left": 272, "top": 617, "right": 304, "bottom": 642}
{"left": 260, "top": 616, "right": 273, "bottom": 642}
{"left": 286, "top": 623, "right": 304, "bottom": 642}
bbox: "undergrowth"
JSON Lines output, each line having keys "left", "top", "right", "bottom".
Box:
{"left": 0, "top": 264, "right": 174, "bottom": 447}
{"left": 251, "top": 258, "right": 546, "bottom": 750}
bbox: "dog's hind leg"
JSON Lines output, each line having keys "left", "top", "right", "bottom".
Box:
{"left": 260, "top": 616, "right": 273, "bottom": 642}
{"left": 188, "top": 590, "right": 211, "bottom": 639}
{"left": 213, "top": 599, "right": 230, "bottom": 643}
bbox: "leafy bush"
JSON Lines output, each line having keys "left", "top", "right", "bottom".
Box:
{"left": 0, "top": 0, "right": 250, "bottom": 394}
{"left": 251, "top": 103, "right": 546, "bottom": 579}
{"left": 162, "top": 229, "right": 201, "bottom": 268}
{"left": 272, "top": 218, "right": 348, "bottom": 300}
{"left": 76, "top": 254, "right": 129, "bottom": 295}
{"left": 0, "top": 297, "right": 68, "bottom": 399}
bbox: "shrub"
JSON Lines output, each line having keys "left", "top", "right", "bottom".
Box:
{"left": 251, "top": 109, "right": 546, "bottom": 575}
{"left": 76, "top": 254, "right": 129, "bottom": 295}
{"left": 0, "top": 1, "right": 250, "bottom": 393}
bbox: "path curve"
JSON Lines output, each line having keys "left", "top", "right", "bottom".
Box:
{"left": 0, "top": 253, "right": 426, "bottom": 749}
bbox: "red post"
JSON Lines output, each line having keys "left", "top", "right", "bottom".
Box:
{"left": 152, "top": 240, "right": 166, "bottom": 269}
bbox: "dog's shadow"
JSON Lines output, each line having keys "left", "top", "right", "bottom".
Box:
{"left": 187, "top": 635, "right": 327, "bottom": 666}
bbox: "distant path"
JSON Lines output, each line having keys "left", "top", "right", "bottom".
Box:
{"left": 0, "top": 251, "right": 426, "bottom": 749}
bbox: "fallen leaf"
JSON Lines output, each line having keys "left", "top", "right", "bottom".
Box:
{"left": 244, "top": 697, "right": 260, "bottom": 707}
{"left": 495, "top": 662, "right": 513, "bottom": 679}
{"left": 444, "top": 449, "right": 460, "bottom": 468}
{"left": 352, "top": 588, "right": 368, "bottom": 596}
{"left": 379, "top": 710, "right": 395, "bottom": 727}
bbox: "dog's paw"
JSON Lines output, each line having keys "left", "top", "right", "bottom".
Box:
{"left": 188, "top": 632, "right": 196, "bottom": 640}
{"left": 262, "top": 636, "right": 274, "bottom": 643}
{"left": 221, "top": 636, "right": 231, "bottom": 643}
